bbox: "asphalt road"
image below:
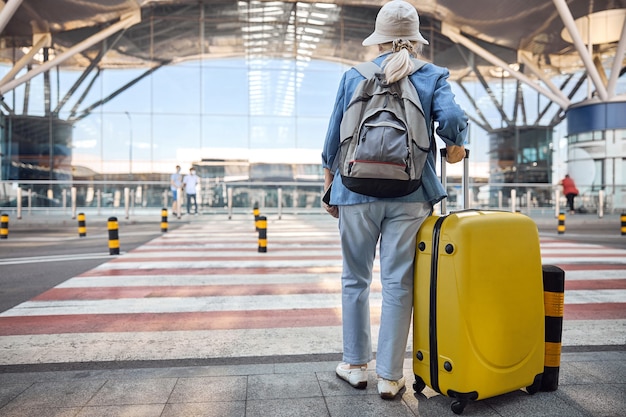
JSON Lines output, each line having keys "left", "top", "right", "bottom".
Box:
{"left": 0, "top": 220, "right": 184, "bottom": 313}
{"left": 534, "top": 215, "right": 626, "bottom": 249}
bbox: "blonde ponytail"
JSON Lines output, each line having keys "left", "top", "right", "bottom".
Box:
{"left": 381, "top": 39, "right": 422, "bottom": 84}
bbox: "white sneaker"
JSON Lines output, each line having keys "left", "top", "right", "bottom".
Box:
{"left": 335, "top": 363, "right": 367, "bottom": 389}
{"left": 378, "top": 376, "right": 405, "bottom": 400}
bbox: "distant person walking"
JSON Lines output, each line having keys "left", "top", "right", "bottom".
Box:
{"left": 170, "top": 165, "right": 183, "bottom": 218}
{"left": 560, "top": 174, "right": 579, "bottom": 214}
{"left": 183, "top": 167, "right": 200, "bottom": 215}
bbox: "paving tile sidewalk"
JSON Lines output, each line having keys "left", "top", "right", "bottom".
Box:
{"left": 1, "top": 350, "right": 624, "bottom": 417}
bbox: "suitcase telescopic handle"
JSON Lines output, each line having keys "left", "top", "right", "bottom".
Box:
{"left": 439, "top": 148, "right": 470, "bottom": 214}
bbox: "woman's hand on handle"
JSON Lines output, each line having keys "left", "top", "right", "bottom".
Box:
{"left": 446, "top": 145, "right": 466, "bottom": 164}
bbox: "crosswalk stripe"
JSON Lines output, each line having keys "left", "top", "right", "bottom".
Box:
{"left": 4, "top": 288, "right": 623, "bottom": 317}
{"left": 1, "top": 216, "right": 625, "bottom": 365}
{"left": 57, "top": 274, "right": 342, "bottom": 287}
{"left": 0, "top": 309, "right": 346, "bottom": 335}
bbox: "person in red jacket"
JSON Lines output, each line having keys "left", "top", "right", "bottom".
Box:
{"left": 560, "top": 174, "right": 579, "bottom": 214}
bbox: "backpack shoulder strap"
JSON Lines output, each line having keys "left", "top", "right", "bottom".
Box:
{"left": 353, "top": 61, "right": 382, "bottom": 79}
{"left": 410, "top": 58, "right": 428, "bottom": 74}
{"left": 407, "top": 58, "right": 434, "bottom": 150}
{"left": 330, "top": 61, "right": 380, "bottom": 173}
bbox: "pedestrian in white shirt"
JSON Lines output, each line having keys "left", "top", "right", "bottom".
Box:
{"left": 183, "top": 168, "right": 200, "bottom": 215}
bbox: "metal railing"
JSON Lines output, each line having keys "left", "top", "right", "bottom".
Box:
{"left": 0, "top": 179, "right": 621, "bottom": 219}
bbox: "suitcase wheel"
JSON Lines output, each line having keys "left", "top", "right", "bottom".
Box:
{"left": 451, "top": 400, "right": 467, "bottom": 415}
{"left": 448, "top": 392, "right": 477, "bottom": 414}
{"left": 412, "top": 375, "right": 426, "bottom": 393}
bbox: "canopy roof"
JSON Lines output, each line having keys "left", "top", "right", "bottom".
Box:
{"left": 0, "top": 0, "right": 624, "bottom": 122}
{"left": 1, "top": 0, "right": 623, "bottom": 76}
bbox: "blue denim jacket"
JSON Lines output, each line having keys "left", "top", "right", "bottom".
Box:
{"left": 322, "top": 54, "right": 468, "bottom": 206}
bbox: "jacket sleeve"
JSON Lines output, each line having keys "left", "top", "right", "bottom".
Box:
{"left": 321, "top": 72, "right": 349, "bottom": 170}
{"left": 432, "top": 67, "right": 468, "bottom": 146}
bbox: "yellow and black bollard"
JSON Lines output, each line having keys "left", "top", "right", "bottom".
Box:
{"left": 77, "top": 212, "right": 87, "bottom": 237}
{"left": 541, "top": 264, "right": 565, "bottom": 392}
{"left": 257, "top": 215, "right": 267, "bottom": 253}
{"left": 161, "top": 208, "right": 168, "bottom": 233}
{"left": 108, "top": 216, "right": 120, "bottom": 255}
{"left": 557, "top": 212, "right": 566, "bottom": 234}
{"left": 0, "top": 213, "right": 8, "bottom": 239}
{"left": 253, "top": 202, "right": 260, "bottom": 230}
{"left": 621, "top": 213, "right": 626, "bottom": 236}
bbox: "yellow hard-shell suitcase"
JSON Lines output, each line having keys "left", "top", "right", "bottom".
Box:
{"left": 412, "top": 153, "right": 545, "bottom": 414}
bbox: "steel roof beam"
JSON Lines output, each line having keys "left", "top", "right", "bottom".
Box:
{"left": 69, "top": 68, "right": 101, "bottom": 119}
{"left": 518, "top": 51, "right": 571, "bottom": 106}
{"left": 534, "top": 73, "right": 573, "bottom": 126}
{"left": 72, "top": 62, "right": 168, "bottom": 122}
{"left": 552, "top": 0, "right": 608, "bottom": 101}
{"left": 0, "top": 0, "right": 22, "bottom": 35}
{"left": 0, "top": 11, "right": 141, "bottom": 97}
{"left": 513, "top": 74, "right": 527, "bottom": 126}
{"left": 473, "top": 64, "right": 512, "bottom": 128}
{"left": 54, "top": 31, "right": 126, "bottom": 115}
{"left": 607, "top": 18, "right": 626, "bottom": 99}
{"left": 455, "top": 80, "right": 493, "bottom": 132}
{"left": 442, "top": 23, "right": 571, "bottom": 110}
{"left": 0, "top": 32, "right": 51, "bottom": 86}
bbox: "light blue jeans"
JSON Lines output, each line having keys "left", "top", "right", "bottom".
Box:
{"left": 338, "top": 200, "right": 431, "bottom": 380}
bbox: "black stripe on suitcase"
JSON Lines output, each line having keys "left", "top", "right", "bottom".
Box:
{"left": 427, "top": 215, "right": 479, "bottom": 409}
{"left": 428, "top": 216, "right": 445, "bottom": 394}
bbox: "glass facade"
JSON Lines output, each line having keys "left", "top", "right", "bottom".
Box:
{"left": 0, "top": 58, "right": 342, "bottom": 183}
{"left": 487, "top": 126, "right": 553, "bottom": 206}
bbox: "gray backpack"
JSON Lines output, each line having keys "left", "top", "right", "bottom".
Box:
{"left": 335, "top": 59, "right": 431, "bottom": 198}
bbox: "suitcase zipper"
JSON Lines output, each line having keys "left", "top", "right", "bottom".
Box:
{"left": 429, "top": 215, "right": 447, "bottom": 394}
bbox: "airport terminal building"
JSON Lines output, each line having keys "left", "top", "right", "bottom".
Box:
{"left": 0, "top": 0, "right": 624, "bottom": 211}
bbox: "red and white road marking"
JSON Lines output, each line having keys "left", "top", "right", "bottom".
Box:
{"left": 0, "top": 218, "right": 624, "bottom": 365}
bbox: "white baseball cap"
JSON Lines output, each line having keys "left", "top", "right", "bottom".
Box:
{"left": 362, "top": 0, "right": 429, "bottom": 46}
